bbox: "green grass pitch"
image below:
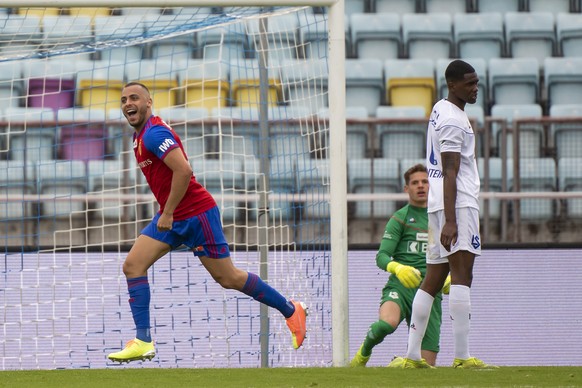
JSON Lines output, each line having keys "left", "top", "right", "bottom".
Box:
{"left": 1, "top": 367, "right": 581, "bottom": 387}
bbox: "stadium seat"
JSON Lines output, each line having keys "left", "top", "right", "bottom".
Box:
{"left": 505, "top": 12, "right": 556, "bottom": 66}
{"left": 134, "top": 59, "right": 179, "bottom": 111}
{"left": 376, "top": 105, "right": 426, "bottom": 160}
{"left": 106, "top": 108, "right": 131, "bottom": 160}
{"left": 119, "top": 7, "right": 163, "bottom": 16}
{"left": 196, "top": 23, "right": 250, "bottom": 61}
{"left": 158, "top": 107, "right": 210, "bottom": 156}
{"left": 0, "top": 61, "right": 24, "bottom": 108}
{"left": 41, "top": 15, "right": 93, "bottom": 60}
{"left": 558, "top": 157, "right": 582, "bottom": 219}
{"left": 87, "top": 159, "right": 138, "bottom": 219}
{"left": 557, "top": 13, "right": 582, "bottom": 57}
{"left": 210, "top": 107, "right": 261, "bottom": 159}
{"left": 454, "top": 13, "right": 505, "bottom": 62}
{"left": 465, "top": 104, "right": 486, "bottom": 156}
{"left": 384, "top": 58, "right": 435, "bottom": 116}
{"left": 281, "top": 58, "right": 328, "bottom": 113}
{"left": 191, "top": 157, "right": 245, "bottom": 222}
{"left": 143, "top": 14, "right": 196, "bottom": 61}
{"left": 549, "top": 104, "right": 582, "bottom": 159}
{"left": 350, "top": 13, "right": 401, "bottom": 60}
{"left": 474, "top": 0, "right": 521, "bottom": 13}
{"left": 345, "top": 59, "right": 385, "bottom": 116}
{"left": 0, "top": 160, "right": 36, "bottom": 221}
{"left": 425, "top": 0, "right": 470, "bottom": 14}
{"left": 478, "top": 157, "right": 504, "bottom": 221}
{"left": 526, "top": 0, "right": 572, "bottom": 14}
{"left": 268, "top": 106, "right": 314, "bottom": 159}
{"left": 345, "top": 0, "right": 367, "bottom": 15}
{"left": 488, "top": 58, "right": 540, "bottom": 106}
{"left": 0, "top": 14, "right": 42, "bottom": 58}
{"left": 490, "top": 104, "right": 543, "bottom": 158}
{"left": 544, "top": 57, "right": 582, "bottom": 108}
{"left": 229, "top": 59, "right": 283, "bottom": 108}
{"left": 179, "top": 59, "right": 230, "bottom": 110}
{"left": 509, "top": 158, "right": 557, "bottom": 221}
{"left": 374, "top": 0, "right": 418, "bottom": 14}
{"left": 246, "top": 13, "right": 299, "bottom": 63}
{"left": 297, "top": 158, "right": 330, "bottom": 220}
{"left": 318, "top": 106, "right": 370, "bottom": 159}
{"left": 436, "top": 58, "right": 487, "bottom": 112}
{"left": 94, "top": 15, "right": 146, "bottom": 61}
{"left": 348, "top": 157, "right": 400, "bottom": 219}
{"left": 23, "top": 58, "right": 76, "bottom": 112}
{"left": 402, "top": 13, "right": 453, "bottom": 60}
{"left": 5, "top": 107, "right": 57, "bottom": 162}
{"left": 76, "top": 60, "right": 126, "bottom": 113}
{"left": 57, "top": 108, "right": 108, "bottom": 161}
{"left": 298, "top": 13, "right": 328, "bottom": 59}
{"left": 36, "top": 159, "right": 87, "bottom": 218}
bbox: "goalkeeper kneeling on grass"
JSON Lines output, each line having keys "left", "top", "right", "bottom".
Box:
{"left": 350, "top": 164, "right": 450, "bottom": 368}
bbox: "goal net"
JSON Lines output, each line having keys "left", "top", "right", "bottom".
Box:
{"left": 0, "top": 4, "right": 343, "bottom": 369}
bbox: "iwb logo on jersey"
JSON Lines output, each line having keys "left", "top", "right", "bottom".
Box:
{"left": 408, "top": 241, "right": 428, "bottom": 253}
{"left": 158, "top": 138, "right": 175, "bottom": 152}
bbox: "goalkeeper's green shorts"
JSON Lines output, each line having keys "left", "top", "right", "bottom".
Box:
{"left": 380, "top": 278, "right": 442, "bottom": 353}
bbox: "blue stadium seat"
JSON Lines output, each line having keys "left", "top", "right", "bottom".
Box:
{"left": 41, "top": 15, "right": 94, "bottom": 60}
{"left": 5, "top": 107, "right": 57, "bottom": 162}
{"left": 490, "top": 103, "right": 543, "bottom": 158}
{"left": 509, "top": 158, "right": 557, "bottom": 221}
{"left": 488, "top": 58, "right": 540, "bottom": 106}
{"left": 0, "top": 14, "right": 42, "bottom": 58}
{"left": 281, "top": 58, "right": 328, "bottom": 113}
{"left": 549, "top": 104, "right": 582, "bottom": 159}
{"left": 558, "top": 157, "right": 582, "bottom": 219}
{"left": 36, "top": 159, "right": 87, "bottom": 218}
{"left": 247, "top": 13, "right": 299, "bottom": 63}
{"left": 143, "top": 14, "right": 197, "bottom": 61}
{"left": 345, "top": 58, "right": 385, "bottom": 116}
{"left": 94, "top": 15, "right": 146, "bottom": 61}
{"left": 0, "top": 61, "right": 24, "bottom": 108}
{"left": 297, "top": 158, "right": 330, "bottom": 220}
{"left": 557, "top": 12, "right": 582, "bottom": 57}
{"left": 544, "top": 57, "right": 582, "bottom": 108}
{"left": 318, "top": 106, "right": 369, "bottom": 159}
{"left": 159, "top": 107, "right": 211, "bottom": 157}
{"left": 425, "top": 0, "right": 470, "bottom": 14}
{"left": 474, "top": 0, "right": 521, "bottom": 13}
{"left": 478, "top": 157, "right": 504, "bottom": 221}
{"left": 527, "top": 0, "right": 572, "bottom": 14}
{"left": 376, "top": 105, "right": 426, "bottom": 160}
{"left": 87, "top": 159, "right": 138, "bottom": 220}
{"left": 350, "top": 13, "right": 401, "bottom": 60}
{"left": 298, "top": 13, "right": 328, "bottom": 59}
{"left": 348, "top": 157, "right": 400, "bottom": 219}
{"left": 0, "top": 160, "right": 36, "bottom": 220}
{"left": 374, "top": 0, "right": 418, "bottom": 14}
{"left": 402, "top": 13, "right": 453, "bottom": 60}
{"left": 505, "top": 12, "right": 556, "bottom": 66}
{"left": 454, "top": 13, "right": 505, "bottom": 62}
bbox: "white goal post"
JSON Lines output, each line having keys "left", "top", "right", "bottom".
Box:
{"left": 2, "top": 0, "right": 349, "bottom": 367}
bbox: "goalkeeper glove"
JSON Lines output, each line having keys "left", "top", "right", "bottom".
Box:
{"left": 442, "top": 274, "right": 451, "bottom": 295}
{"left": 387, "top": 261, "right": 421, "bottom": 289}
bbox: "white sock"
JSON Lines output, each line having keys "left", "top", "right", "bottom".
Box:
{"left": 449, "top": 284, "right": 471, "bottom": 360}
{"left": 406, "top": 289, "right": 434, "bottom": 360}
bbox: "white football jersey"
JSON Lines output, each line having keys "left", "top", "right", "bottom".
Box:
{"left": 426, "top": 99, "right": 480, "bottom": 213}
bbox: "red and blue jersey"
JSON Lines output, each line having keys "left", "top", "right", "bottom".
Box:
{"left": 133, "top": 115, "right": 216, "bottom": 220}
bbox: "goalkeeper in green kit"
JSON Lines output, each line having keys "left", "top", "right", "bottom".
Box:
{"left": 350, "top": 164, "right": 450, "bottom": 367}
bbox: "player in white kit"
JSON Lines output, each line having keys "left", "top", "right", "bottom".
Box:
{"left": 389, "top": 60, "right": 497, "bottom": 369}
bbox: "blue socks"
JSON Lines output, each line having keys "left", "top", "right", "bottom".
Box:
{"left": 241, "top": 272, "right": 295, "bottom": 318}
{"left": 127, "top": 276, "right": 152, "bottom": 343}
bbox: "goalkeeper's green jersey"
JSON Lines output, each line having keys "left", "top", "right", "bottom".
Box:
{"left": 375, "top": 204, "right": 428, "bottom": 277}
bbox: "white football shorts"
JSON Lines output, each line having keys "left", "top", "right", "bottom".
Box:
{"left": 427, "top": 207, "right": 481, "bottom": 264}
